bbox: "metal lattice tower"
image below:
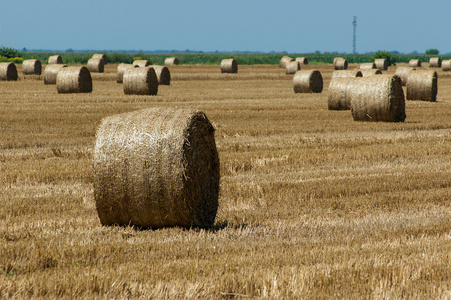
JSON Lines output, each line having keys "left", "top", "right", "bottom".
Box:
{"left": 352, "top": 16, "right": 357, "bottom": 54}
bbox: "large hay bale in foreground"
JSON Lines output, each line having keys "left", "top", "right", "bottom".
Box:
{"left": 164, "top": 57, "right": 179, "bottom": 66}
{"left": 92, "top": 53, "right": 107, "bottom": 64}
{"left": 0, "top": 62, "right": 18, "bottom": 81}
{"left": 286, "top": 61, "right": 300, "bottom": 74}
{"left": 56, "top": 66, "right": 92, "bottom": 93}
{"left": 44, "top": 64, "right": 68, "bottom": 84}
{"left": 406, "top": 70, "right": 437, "bottom": 101}
{"left": 87, "top": 58, "right": 105, "bottom": 73}
{"left": 93, "top": 108, "right": 220, "bottom": 229}
{"left": 442, "top": 60, "right": 451, "bottom": 71}
{"left": 327, "top": 77, "right": 355, "bottom": 110}
{"left": 374, "top": 59, "right": 388, "bottom": 70}
{"left": 429, "top": 57, "right": 442, "bottom": 68}
{"left": 220, "top": 59, "right": 237, "bottom": 73}
{"left": 334, "top": 58, "right": 348, "bottom": 70}
{"left": 123, "top": 66, "right": 158, "bottom": 95}
{"left": 350, "top": 75, "right": 405, "bottom": 122}
{"left": 116, "top": 63, "right": 137, "bottom": 83}
{"left": 279, "top": 56, "right": 294, "bottom": 68}
{"left": 395, "top": 67, "right": 416, "bottom": 86}
{"left": 151, "top": 65, "right": 171, "bottom": 85}
{"left": 360, "top": 69, "right": 382, "bottom": 77}
{"left": 331, "top": 70, "right": 362, "bottom": 78}
{"left": 295, "top": 57, "right": 308, "bottom": 65}
{"left": 409, "top": 59, "right": 421, "bottom": 67}
{"left": 48, "top": 55, "right": 63, "bottom": 64}
{"left": 293, "top": 70, "right": 323, "bottom": 93}
{"left": 133, "top": 60, "right": 151, "bottom": 67}
{"left": 23, "top": 59, "right": 42, "bottom": 75}
{"left": 360, "top": 63, "right": 376, "bottom": 70}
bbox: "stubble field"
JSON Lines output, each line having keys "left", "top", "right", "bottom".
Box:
{"left": 0, "top": 63, "right": 450, "bottom": 299}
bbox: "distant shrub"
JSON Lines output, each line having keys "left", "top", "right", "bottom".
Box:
{"left": 372, "top": 51, "right": 397, "bottom": 66}
{"left": 0, "top": 46, "right": 21, "bottom": 59}
{"left": 425, "top": 48, "right": 439, "bottom": 55}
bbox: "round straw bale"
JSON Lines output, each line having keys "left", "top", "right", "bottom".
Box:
{"left": 151, "top": 65, "right": 171, "bottom": 85}
{"left": 374, "top": 58, "right": 388, "bottom": 70}
{"left": 395, "top": 66, "right": 416, "bottom": 86}
{"left": 286, "top": 61, "right": 300, "bottom": 74}
{"left": 92, "top": 53, "right": 107, "bottom": 64}
{"left": 220, "top": 59, "right": 238, "bottom": 73}
{"left": 93, "top": 107, "right": 220, "bottom": 229}
{"left": 293, "top": 70, "right": 323, "bottom": 93}
{"left": 22, "top": 59, "right": 42, "bottom": 75}
{"left": 360, "top": 69, "right": 382, "bottom": 77}
{"left": 87, "top": 58, "right": 105, "bottom": 73}
{"left": 327, "top": 77, "right": 355, "bottom": 110}
{"left": 116, "top": 63, "right": 137, "bottom": 83}
{"left": 295, "top": 57, "right": 308, "bottom": 65}
{"left": 0, "top": 62, "right": 18, "bottom": 81}
{"left": 123, "top": 66, "right": 158, "bottom": 95}
{"left": 164, "top": 57, "right": 179, "bottom": 66}
{"left": 429, "top": 57, "right": 442, "bottom": 68}
{"left": 48, "top": 55, "right": 63, "bottom": 64}
{"left": 442, "top": 60, "right": 451, "bottom": 71}
{"left": 332, "top": 70, "right": 362, "bottom": 78}
{"left": 350, "top": 75, "right": 405, "bottom": 122}
{"left": 334, "top": 58, "right": 348, "bottom": 70}
{"left": 56, "top": 66, "right": 92, "bottom": 93}
{"left": 409, "top": 59, "right": 421, "bottom": 67}
{"left": 360, "top": 62, "right": 376, "bottom": 70}
{"left": 133, "top": 60, "right": 151, "bottom": 67}
{"left": 406, "top": 70, "right": 437, "bottom": 102}
{"left": 44, "top": 64, "right": 68, "bottom": 84}
{"left": 279, "top": 56, "right": 294, "bottom": 68}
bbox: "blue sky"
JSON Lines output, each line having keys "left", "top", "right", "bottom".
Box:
{"left": 1, "top": 0, "right": 450, "bottom": 54}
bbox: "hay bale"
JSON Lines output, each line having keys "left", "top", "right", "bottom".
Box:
{"left": 92, "top": 53, "right": 107, "bottom": 64}
{"left": 48, "top": 55, "right": 63, "bottom": 64}
{"left": 285, "top": 61, "right": 300, "bottom": 74}
{"left": 164, "top": 57, "right": 179, "bottom": 66}
{"left": 133, "top": 60, "right": 151, "bottom": 67}
{"left": 409, "top": 59, "right": 421, "bottom": 67}
{"left": 220, "top": 59, "right": 237, "bottom": 73}
{"left": 360, "top": 69, "right": 382, "bottom": 77}
{"left": 93, "top": 107, "right": 220, "bottom": 229}
{"left": 429, "top": 57, "right": 442, "bottom": 68}
{"left": 442, "top": 60, "right": 451, "bottom": 71}
{"left": 116, "top": 63, "right": 137, "bottom": 83}
{"left": 44, "top": 64, "right": 68, "bottom": 84}
{"left": 151, "top": 65, "right": 171, "bottom": 85}
{"left": 56, "top": 66, "right": 92, "bottom": 93}
{"left": 327, "top": 77, "right": 355, "bottom": 110}
{"left": 0, "top": 62, "right": 18, "bottom": 81}
{"left": 293, "top": 70, "right": 323, "bottom": 93}
{"left": 123, "top": 66, "right": 158, "bottom": 95}
{"left": 87, "top": 58, "right": 105, "bottom": 73}
{"left": 360, "top": 62, "right": 376, "bottom": 70}
{"left": 374, "top": 58, "right": 388, "bottom": 70}
{"left": 350, "top": 75, "right": 405, "bottom": 122}
{"left": 395, "top": 67, "right": 416, "bottom": 86}
{"left": 22, "top": 59, "right": 42, "bottom": 75}
{"left": 406, "top": 70, "right": 437, "bottom": 102}
{"left": 279, "top": 56, "right": 294, "bottom": 68}
{"left": 331, "top": 70, "right": 362, "bottom": 78}
{"left": 334, "top": 58, "right": 348, "bottom": 70}
{"left": 295, "top": 57, "right": 308, "bottom": 65}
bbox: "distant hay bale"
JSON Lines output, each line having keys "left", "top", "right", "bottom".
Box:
{"left": 92, "top": 53, "right": 107, "bottom": 64}
{"left": 442, "top": 60, "right": 451, "bottom": 71}
{"left": 279, "top": 56, "right": 294, "bottom": 68}
{"left": 360, "top": 69, "right": 382, "bottom": 77}
{"left": 44, "top": 64, "right": 68, "bottom": 84}
{"left": 334, "top": 58, "right": 348, "bottom": 70}
{"left": 123, "top": 66, "right": 158, "bottom": 95}
{"left": 22, "top": 59, "right": 42, "bottom": 75}
{"left": 133, "top": 60, "right": 151, "bottom": 67}
{"left": 374, "top": 59, "right": 388, "bottom": 70}
{"left": 116, "top": 63, "right": 137, "bottom": 83}
{"left": 293, "top": 70, "right": 323, "bottom": 93}
{"left": 286, "top": 61, "right": 300, "bottom": 74}
{"left": 48, "top": 55, "right": 63, "bottom": 64}
{"left": 93, "top": 107, "right": 220, "bottom": 229}
{"left": 350, "top": 75, "right": 405, "bottom": 122}
{"left": 406, "top": 70, "right": 437, "bottom": 102}
{"left": 395, "top": 67, "right": 416, "bottom": 86}
{"left": 56, "top": 66, "right": 92, "bottom": 93}
{"left": 409, "top": 59, "right": 421, "bottom": 67}
{"left": 295, "top": 57, "right": 308, "bottom": 65}
{"left": 327, "top": 77, "right": 355, "bottom": 110}
{"left": 360, "top": 63, "right": 376, "bottom": 70}
{"left": 220, "top": 59, "right": 238, "bottom": 73}
{"left": 150, "top": 65, "right": 171, "bottom": 85}
{"left": 429, "top": 57, "right": 442, "bottom": 68}
{"left": 164, "top": 57, "right": 179, "bottom": 66}
{"left": 0, "top": 62, "right": 18, "bottom": 81}
{"left": 87, "top": 58, "right": 105, "bottom": 73}
{"left": 331, "top": 70, "right": 362, "bottom": 78}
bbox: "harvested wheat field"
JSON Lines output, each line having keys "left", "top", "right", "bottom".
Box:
{"left": 0, "top": 62, "right": 450, "bottom": 299}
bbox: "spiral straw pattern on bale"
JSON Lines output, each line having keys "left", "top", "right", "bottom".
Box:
{"left": 48, "top": 55, "right": 63, "bottom": 64}
{"left": 360, "top": 69, "right": 382, "bottom": 77}
{"left": 44, "top": 64, "right": 68, "bottom": 84}
{"left": 87, "top": 58, "right": 105, "bottom": 73}
{"left": 331, "top": 70, "right": 362, "bottom": 78}
{"left": 93, "top": 107, "right": 220, "bottom": 229}
{"left": 92, "top": 53, "right": 107, "bottom": 64}
{"left": 116, "top": 63, "right": 137, "bottom": 83}
{"left": 295, "top": 57, "right": 308, "bottom": 65}
{"left": 327, "top": 77, "right": 355, "bottom": 110}
{"left": 334, "top": 58, "right": 348, "bottom": 70}
{"left": 123, "top": 66, "right": 158, "bottom": 95}
{"left": 374, "top": 59, "right": 388, "bottom": 70}
{"left": 22, "top": 59, "right": 42, "bottom": 75}
{"left": 406, "top": 70, "right": 437, "bottom": 102}
{"left": 409, "top": 59, "right": 421, "bottom": 67}
{"left": 360, "top": 63, "right": 376, "bottom": 70}
{"left": 56, "top": 66, "right": 92, "bottom": 93}
{"left": 133, "top": 60, "right": 151, "bottom": 67}
{"left": 279, "top": 56, "right": 294, "bottom": 68}
{"left": 350, "top": 75, "right": 406, "bottom": 122}
{"left": 293, "top": 70, "right": 323, "bottom": 93}
{"left": 0, "top": 62, "right": 18, "bottom": 81}
{"left": 395, "top": 67, "right": 416, "bottom": 86}
{"left": 442, "top": 60, "right": 451, "bottom": 71}
{"left": 220, "top": 59, "right": 238, "bottom": 73}
{"left": 285, "top": 61, "right": 300, "bottom": 74}
{"left": 151, "top": 65, "right": 171, "bottom": 85}
{"left": 429, "top": 57, "right": 442, "bottom": 68}
{"left": 164, "top": 57, "right": 179, "bottom": 66}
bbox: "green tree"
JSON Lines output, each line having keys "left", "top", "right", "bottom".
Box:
{"left": 425, "top": 48, "right": 439, "bottom": 55}
{"left": 372, "top": 50, "right": 397, "bottom": 66}
{"left": 0, "top": 46, "right": 21, "bottom": 58}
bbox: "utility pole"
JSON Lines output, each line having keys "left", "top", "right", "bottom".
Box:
{"left": 352, "top": 16, "right": 357, "bottom": 54}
